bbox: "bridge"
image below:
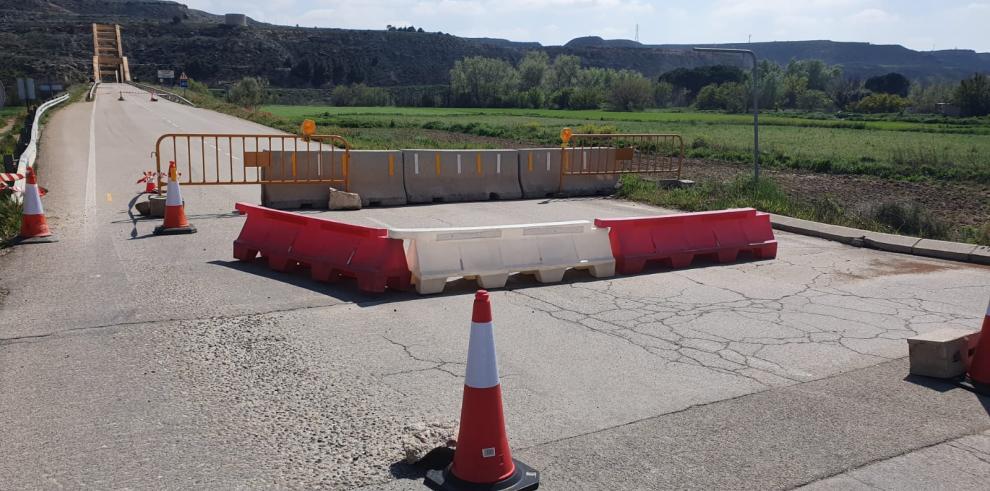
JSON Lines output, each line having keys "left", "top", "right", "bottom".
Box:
{"left": 92, "top": 23, "right": 130, "bottom": 83}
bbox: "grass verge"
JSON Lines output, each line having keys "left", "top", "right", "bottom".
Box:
{"left": 0, "top": 107, "right": 28, "bottom": 244}
{"left": 617, "top": 175, "right": 986, "bottom": 246}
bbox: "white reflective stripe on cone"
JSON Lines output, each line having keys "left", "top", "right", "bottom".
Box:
{"left": 986, "top": 299, "right": 990, "bottom": 316}
{"left": 22, "top": 184, "right": 44, "bottom": 215}
{"left": 465, "top": 321, "right": 500, "bottom": 389}
{"left": 165, "top": 179, "right": 183, "bottom": 206}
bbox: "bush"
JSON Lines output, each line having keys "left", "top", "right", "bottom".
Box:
{"left": 229, "top": 77, "right": 269, "bottom": 109}
{"left": 694, "top": 82, "right": 748, "bottom": 113}
{"left": 852, "top": 93, "right": 909, "bottom": 113}
{"left": 955, "top": 73, "right": 990, "bottom": 117}
{"left": 865, "top": 73, "right": 911, "bottom": 97}
{"left": 860, "top": 201, "right": 949, "bottom": 239}
{"left": 796, "top": 90, "right": 833, "bottom": 111}
{"left": 606, "top": 71, "right": 653, "bottom": 111}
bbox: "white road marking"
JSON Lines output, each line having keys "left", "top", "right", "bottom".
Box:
{"left": 85, "top": 99, "right": 97, "bottom": 216}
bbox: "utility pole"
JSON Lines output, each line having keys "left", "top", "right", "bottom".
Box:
{"left": 693, "top": 47, "right": 760, "bottom": 182}
{"left": 635, "top": 24, "right": 639, "bottom": 42}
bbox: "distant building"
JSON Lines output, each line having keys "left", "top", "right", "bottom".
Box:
{"left": 225, "top": 14, "right": 247, "bottom": 27}
{"left": 937, "top": 102, "right": 961, "bottom": 117}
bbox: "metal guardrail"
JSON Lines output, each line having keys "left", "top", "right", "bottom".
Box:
{"left": 87, "top": 82, "right": 100, "bottom": 102}
{"left": 561, "top": 132, "right": 685, "bottom": 182}
{"left": 12, "top": 93, "right": 70, "bottom": 203}
{"left": 153, "top": 133, "right": 351, "bottom": 191}
{"left": 128, "top": 81, "right": 196, "bottom": 107}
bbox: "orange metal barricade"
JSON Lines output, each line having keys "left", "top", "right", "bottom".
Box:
{"left": 560, "top": 131, "right": 685, "bottom": 187}
{"left": 153, "top": 133, "right": 350, "bottom": 191}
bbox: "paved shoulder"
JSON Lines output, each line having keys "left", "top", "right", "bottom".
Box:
{"left": 799, "top": 430, "right": 990, "bottom": 490}
{"left": 514, "top": 359, "right": 990, "bottom": 490}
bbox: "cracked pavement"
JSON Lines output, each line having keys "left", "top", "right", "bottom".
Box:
{"left": 3, "top": 85, "right": 990, "bottom": 489}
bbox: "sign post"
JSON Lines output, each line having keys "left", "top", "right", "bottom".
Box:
{"left": 178, "top": 72, "right": 189, "bottom": 96}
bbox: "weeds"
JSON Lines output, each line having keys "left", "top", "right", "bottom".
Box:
{"left": 859, "top": 201, "right": 950, "bottom": 239}
{"left": 617, "top": 175, "right": 971, "bottom": 243}
{"left": 0, "top": 195, "right": 22, "bottom": 243}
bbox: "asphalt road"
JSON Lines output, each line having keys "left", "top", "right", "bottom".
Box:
{"left": 2, "top": 84, "right": 989, "bottom": 489}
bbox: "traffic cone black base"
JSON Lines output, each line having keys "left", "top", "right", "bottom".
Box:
{"left": 153, "top": 224, "right": 196, "bottom": 235}
{"left": 425, "top": 459, "right": 539, "bottom": 491}
{"left": 9, "top": 235, "right": 59, "bottom": 245}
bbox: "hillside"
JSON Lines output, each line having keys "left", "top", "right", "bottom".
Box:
{"left": 2, "top": 0, "right": 988, "bottom": 88}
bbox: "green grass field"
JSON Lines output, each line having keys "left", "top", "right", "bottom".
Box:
{"left": 262, "top": 105, "right": 990, "bottom": 183}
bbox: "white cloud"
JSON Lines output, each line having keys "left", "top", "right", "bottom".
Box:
{"left": 846, "top": 8, "right": 900, "bottom": 24}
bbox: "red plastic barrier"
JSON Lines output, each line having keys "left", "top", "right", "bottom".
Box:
{"left": 594, "top": 208, "right": 777, "bottom": 275}
{"left": 233, "top": 202, "right": 410, "bottom": 293}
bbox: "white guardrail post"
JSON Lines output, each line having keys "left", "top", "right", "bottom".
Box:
{"left": 13, "top": 93, "right": 70, "bottom": 203}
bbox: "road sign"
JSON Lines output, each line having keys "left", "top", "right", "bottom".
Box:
{"left": 178, "top": 72, "right": 189, "bottom": 89}
{"left": 157, "top": 70, "right": 175, "bottom": 79}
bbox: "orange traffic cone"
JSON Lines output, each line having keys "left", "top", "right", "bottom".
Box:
{"left": 425, "top": 291, "right": 539, "bottom": 491}
{"left": 966, "top": 298, "right": 990, "bottom": 388}
{"left": 14, "top": 167, "right": 57, "bottom": 244}
{"left": 153, "top": 161, "right": 196, "bottom": 235}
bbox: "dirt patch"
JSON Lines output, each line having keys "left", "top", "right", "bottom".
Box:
{"left": 678, "top": 158, "right": 990, "bottom": 231}
{"left": 836, "top": 257, "right": 966, "bottom": 281}
{"left": 0, "top": 117, "right": 14, "bottom": 136}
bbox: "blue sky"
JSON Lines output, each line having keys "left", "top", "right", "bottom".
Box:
{"left": 183, "top": 0, "right": 990, "bottom": 52}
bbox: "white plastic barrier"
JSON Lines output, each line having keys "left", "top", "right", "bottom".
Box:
{"left": 389, "top": 221, "right": 616, "bottom": 294}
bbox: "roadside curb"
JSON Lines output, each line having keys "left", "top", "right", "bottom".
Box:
{"left": 770, "top": 214, "right": 990, "bottom": 266}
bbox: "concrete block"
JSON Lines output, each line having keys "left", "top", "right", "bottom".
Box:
{"left": 654, "top": 179, "right": 696, "bottom": 189}
{"left": 328, "top": 187, "right": 361, "bottom": 210}
{"left": 148, "top": 194, "right": 166, "bottom": 218}
{"left": 912, "top": 239, "right": 977, "bottom": 262}
{"left": 907, "top": 328, "right": 980, "bottom": 379}
{"left": 134, "top": 199, "right": 151, "bottom": 216}
{"left": 862, "top": 232, "right": 921, "bottom": 254}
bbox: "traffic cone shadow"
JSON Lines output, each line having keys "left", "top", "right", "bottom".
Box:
{"left": 12, "top": 167, "right": 57, "bottom": 244}
{"left": 425, "top": 290, "right": 539, "bottom": 491}
{"left": 153, "top": 161, "right": 196, "bottom": 235}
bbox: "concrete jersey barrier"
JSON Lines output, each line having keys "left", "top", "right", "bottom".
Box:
{"left": 389, "top": 221, "right": 615, "bottom": 294}
{"left": 518, "top": 148, "right": 619, "bottom": 198}
{"left": 401, "top": 149, "right": 522, "bottom": 203}
{"left": 261, "top": 150, "right": 406, "bottom": 209}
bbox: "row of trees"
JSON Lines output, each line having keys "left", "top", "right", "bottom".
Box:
{"left": 675, "top": 60, "right": 990, "bottom": 116}
{"left": 449, "top": 53, "right": 661, "bottom": 110}
{"left": 448, "top": 53, "right": 989, "bottom": 116}
{"left": 223, "top": 53, "right": 990, "bottom": 116}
